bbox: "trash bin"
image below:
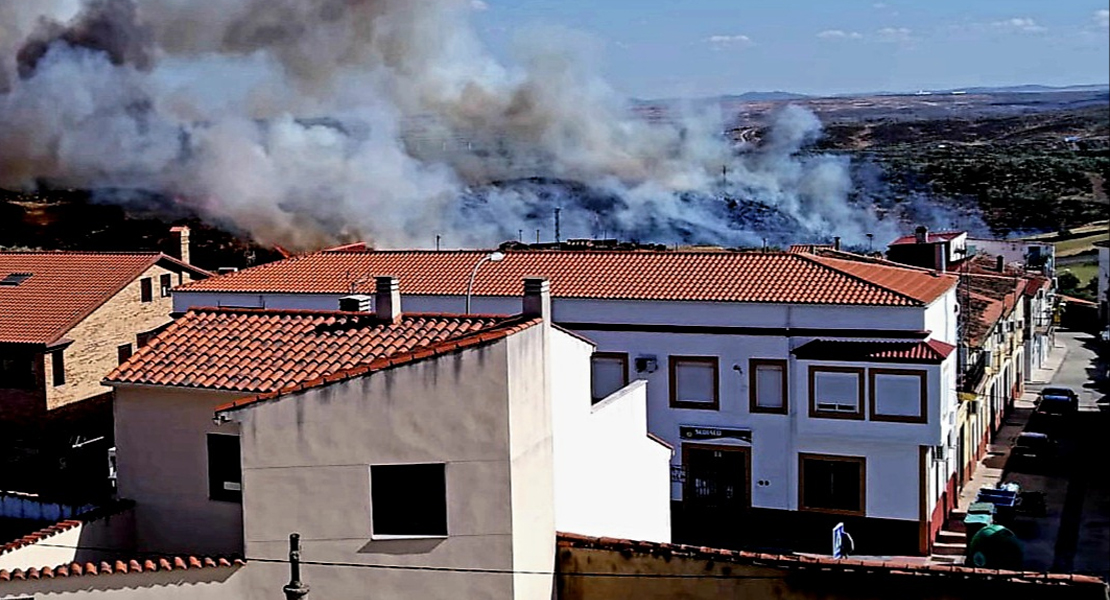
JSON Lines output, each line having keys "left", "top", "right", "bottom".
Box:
{"left": 963, "top": 513, "right": 993, "bottom": 541}
{"left": 968, "top": 502, "right": 996, "bottom": 516}
{"left": 966, "top": 524, "right": 1023, "bottom": 569}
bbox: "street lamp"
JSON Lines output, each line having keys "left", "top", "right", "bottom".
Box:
{"left": 465, "top": 251, "right": 505, "bottom": 313}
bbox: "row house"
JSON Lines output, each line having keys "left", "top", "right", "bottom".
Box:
{"left": 0, "top": 278, "right": 669, "bottom": 599}
{"left": 173, "top": 246, "right": 962, "bottom": 555}
{"left": 0, "top": 244, "right": 208, "bottom": 498}
{"left": 952, "top": 269, "right": 1027, "bottom": 490}
{"left": 884, "top": 233, "right": 1045, "bottom": 497}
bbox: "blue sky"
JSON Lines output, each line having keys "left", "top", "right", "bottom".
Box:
{"left": 472, "top": 1, "right": 1110, "bottom": 98}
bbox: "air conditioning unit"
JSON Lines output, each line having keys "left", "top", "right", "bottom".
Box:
{"left": 933, "top": 445, "right": 948, "bottom": 461}
{"left": 634, "top": 355, "right": 658, "bottom": 374}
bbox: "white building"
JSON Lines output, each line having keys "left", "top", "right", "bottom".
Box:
{"left": 0, "top": 278, "right": 669, "bottom": 599}
{"left": 174, "top": 248, "right": 961, "bottom": 555}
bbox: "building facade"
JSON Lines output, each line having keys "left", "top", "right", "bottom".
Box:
{"left": 0, "top": 250, "right": 208, "bottom": 498}
{"left": 174, "top": 248, "right": 961, "bottom": 554}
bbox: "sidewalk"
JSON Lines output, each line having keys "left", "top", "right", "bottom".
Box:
{"left": 933, "top": 343, "right": 1070, "bottom": 563}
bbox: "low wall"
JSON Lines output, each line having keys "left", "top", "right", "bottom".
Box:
{"left": 557, "top": 534, "right": 1109, "bottom": 600}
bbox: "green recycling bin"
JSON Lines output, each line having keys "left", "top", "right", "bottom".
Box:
{"left": 966, "top": 524, "right": 1023, "bottom": 569}
{"left": 963, "top": 512, "right": 993, "bottom": 541}
{"left": 968, "top": 502, "right": 996, "bottom": 516}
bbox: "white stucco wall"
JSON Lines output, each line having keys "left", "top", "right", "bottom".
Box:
{"left": 550, "top": 332, "right": 671, "bottom": 543}
{"left": 113, "top": 385, "right": 244, "bottom": 556}
{"left": 225, "top": 330, "right": 557, "bottom": 600}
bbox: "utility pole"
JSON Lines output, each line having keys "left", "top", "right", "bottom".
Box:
{"left": 283, "top": 533, "right": 309, "bottom": 600}
{"left": 435, "top": 234, "right": 441, "bottom": 252}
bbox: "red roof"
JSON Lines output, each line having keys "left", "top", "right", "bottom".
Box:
{"left": 106, "top": 308, "right": 539, "bottom": 394}
{"left": 0, "top": 556, "right": 244, "bottom": 582}
{"left": 792, "top": 338, "right": 956, "bottom": 364}
{"left": 889, "top": 231, "right": 964, "bottom": 246}
{"left": 0, "top": 252, "right": 210, "bottom": 345}
{"left": 180, "top": 250, "right": 957, "bottom": 307}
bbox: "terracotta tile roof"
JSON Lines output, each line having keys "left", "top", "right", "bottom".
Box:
{"left": 556, "top": 532, "right": 1108, "bottom": 588}
{"left": 107, "top": 308, "right": 538, "bottom": 395}
{"left": 179, "top": 250, "right": 957, "bottom": 307}
{"left": 0, "top": 252, "right": 210, "bottom": 345}
{"left": 0, "top": 556, "right": 244, "bottom": 582}
{"left": 791, "top": 338, "right": 956, "bottom": 364}
{"left": 889, "top": 231, "right": 964, "bottom": 246}
{"left": 787, "top": 244, "right": 834, "bottom": 254}
{"left": 214, "top": 314, "right": 540, "bottom": 414}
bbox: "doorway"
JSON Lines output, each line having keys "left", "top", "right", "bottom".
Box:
{"left": 679, "top": 444, "right": 751, "bottom": 546}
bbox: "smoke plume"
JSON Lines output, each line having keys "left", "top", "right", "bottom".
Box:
{"left": 0, "top": 0, "right": 971, "bottom": 249}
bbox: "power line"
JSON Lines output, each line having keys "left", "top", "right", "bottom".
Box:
{"left": 7, "top": 541, "right": 785, "bottom": 580}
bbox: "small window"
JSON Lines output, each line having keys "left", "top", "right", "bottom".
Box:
{"left": 51, "top": 350, "right": 65, "bottom": 387}
{"left": 117, "top": 344, "right": 133, "bottom": 366}
{"left": 0, "top": 272, "right": 32, "bottom": 286}
{"left": 749, "top": 359, "right": 787, "bottom": 414}
{"left": 207, "top": 434, "right": 242, "bottom": 502}
{"left": 160, "top": 273, "right": 173, "bottom": 297}
{"left": 591, "top": 352, "right": 628, "bottom": 403}
{"left": 669, "top": 356, "right": 719, "bottom": 410}
{"left": 809, "top": 366, "right": 864, "bottom": 419}
{"left": 799, "top": 453, "right": 865, "bottom": 515}
{"left": 870, "top": 369, "right": 927, "bottom": 423}
{"left": 140, "top": 277, "right": 153, "bottom": 303}
{"left": 371, "top": 464, "right": 447, "bottom": 537}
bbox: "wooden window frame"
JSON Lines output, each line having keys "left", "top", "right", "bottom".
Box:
{"left": 808, "top": 365, "right": 865, "bottom": 420}
{"left": 869, "top": 368, "right": 928, "bottom": 424}
{"left": 798, "top": 453, "right": 866, "bottom": 516}
{"left": 749, "top": 358, "right": 788, "bottom": 415}
{"left": 159, "top": 273, "right": 173, "bottom": 298}
{"left": 669, "top": 355, "right": 720, "bottom": 411}
{"left": 140, "top": 277, "right": 153, "bottom": 303}
{"left": 590, "top": 352, "right": 629, "bottom": 404}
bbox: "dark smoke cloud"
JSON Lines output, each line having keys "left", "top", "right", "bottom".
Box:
{"left": 0, "top": 0, "right": 976, "bottom": 249}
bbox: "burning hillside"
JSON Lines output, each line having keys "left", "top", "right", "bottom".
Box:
{"left": 1, "top": 0, "right": 976, "bottom": 251}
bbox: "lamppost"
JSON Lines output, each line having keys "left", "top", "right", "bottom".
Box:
{"left": 465, "top": 251, "right": 505, "bottom": 313}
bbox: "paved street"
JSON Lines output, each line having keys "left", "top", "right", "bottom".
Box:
{"left": 1004, "top": 330, "right": 1108, "bottom": 580}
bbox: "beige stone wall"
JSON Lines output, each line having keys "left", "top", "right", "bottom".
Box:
{"left": 46, "top": 263, "right": 183, "bottom": 411}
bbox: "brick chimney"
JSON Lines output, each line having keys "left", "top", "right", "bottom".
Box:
{"left": 170, "top": 226, "right": 191, "bottom": 264}
{"left": 522, "top": 277, "right": 551, "bottom": 323}
{"left": 915, "top": 225, "right": 928, "bottom": 245}
{"left": 375, "top": 276, "right": 401, "bottom": 323}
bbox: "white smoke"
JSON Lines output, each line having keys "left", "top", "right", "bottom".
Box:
{"left": 0, "top": 0, "right": 928, "bottom": 249}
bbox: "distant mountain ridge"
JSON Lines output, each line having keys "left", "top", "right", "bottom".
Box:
{"left": 639, "top": 83, "right": 1109, "bottom": 106}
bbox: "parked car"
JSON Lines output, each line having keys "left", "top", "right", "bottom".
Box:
{"left": 1011, "top": 432, "right": 1055, "bottom": 463}
{"left": 1036, "top": 387, "right": 1078, "bottom": 416}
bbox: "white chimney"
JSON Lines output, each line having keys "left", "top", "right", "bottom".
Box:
{"left": 375, "top": 276, "right": 401, "bottom": 323}
{"left": 934, "top": 243, "right": 947, "bottom": 274}
{"left": 170, "top": 226, "right": 191, "bottom": 264}
{"left": 522, "top": 277, "right": 551, "bottom": 323}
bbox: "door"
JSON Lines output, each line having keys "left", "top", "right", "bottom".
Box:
{"left": 680, "top": 444, "right": 751, "bottom": 545}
